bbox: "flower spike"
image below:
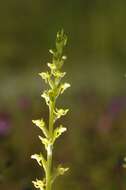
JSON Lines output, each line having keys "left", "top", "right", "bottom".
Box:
{"left": 31, "top": 29, "right": 70, "bottom": 190}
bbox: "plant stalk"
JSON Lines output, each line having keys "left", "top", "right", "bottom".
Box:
{"left": 46, "top": 101, "right": 55, "bottom": 190}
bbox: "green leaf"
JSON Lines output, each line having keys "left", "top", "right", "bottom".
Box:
{"left": 31, "top": 153, "right": 47, "bottom": 173}
{"left": 32, "top": 119, "right": 49, "bottom": 138}
{"left": 32, "top": 178, "right": 46, "bottom": 190}
{"left": 53, "top": 125, "right": 67, "bottom": 143}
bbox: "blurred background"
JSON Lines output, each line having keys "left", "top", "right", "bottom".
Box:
{"left": 1, "top": 0, "right": 126, "bottom": 190}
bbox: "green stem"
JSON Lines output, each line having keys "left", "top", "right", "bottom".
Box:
{"left": 46, "top": 101, "right": 55, "bottom": 190}
{"left": 46, "top": 150, "right": 52, "bottom": 190}
{"left": 49, "top": 101, "right": 55, "bottom": 135}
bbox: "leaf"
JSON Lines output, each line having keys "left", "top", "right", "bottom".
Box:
{"left": 53, "top": 125, "right": 67, "bottom": 143}
{"left": 32, "top": 119, "right": 49, "bottom": 138}
{"left": 51, "top": 164, "right": 69, "bottom": 184}
{"left": 31, "top": 153, "right": 47, "bottom": 173}
{"left": 32, "top": 178, "right": 46, "bottom": 190}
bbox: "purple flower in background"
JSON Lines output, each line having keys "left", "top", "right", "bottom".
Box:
{"left": 97, "top": 114, "right": 113, "bottom": 134}
{"left": 97, "top": 96, "right": 126, "bottom": 134}
{"left": 18, "top": 96, "right": 31, "bottom": 111}
{"left": 0, "top": 112, "right": 11, "bottom": 136}
{"left": 108, "top": 96, "right": 126, "bottom": 118}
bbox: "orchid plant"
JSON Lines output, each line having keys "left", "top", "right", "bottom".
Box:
{"left": 31, "top": 29, "right": 70, "bottom": 190}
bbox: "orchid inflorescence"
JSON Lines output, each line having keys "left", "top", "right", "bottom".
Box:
{"left": 31, "top": 29, "right": 70, "bottom": 190}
